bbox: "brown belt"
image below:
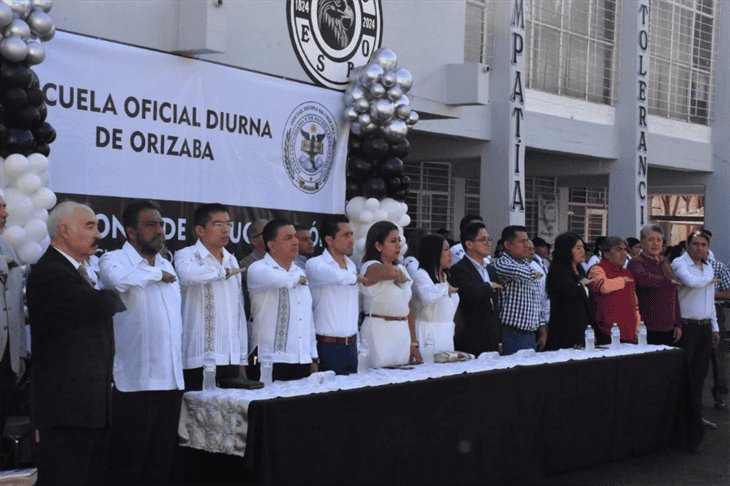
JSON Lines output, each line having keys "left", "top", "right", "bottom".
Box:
{"left": 316, "top": 334, "right": 357, "bottom": 345}
{"left": 366, "top": 313, "right": 408, "bottom": 321}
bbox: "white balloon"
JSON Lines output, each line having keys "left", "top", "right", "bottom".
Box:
{"left": 4, "top": 187, "right": 33, "bottom": 222}
{"left": 358, "top": 210, "right": 373, "bottom": 224}
{"left": 27, "top": 153, "right": 48, "bottom": 173}
{"left": 23, "top": 217, "right": 46, "bottom": 240}
{"left": 32, "top": 208, "right": 48, "bottom": 221}
{"left": 400, "top": 202, "right": 408, "bottom": 214}
{"left": 345, "top": 196, "right": 366, "bottom": 219}
{"left": 3, "top": 153, "right": 28, "bottom": 179}
{"left": 373, "top": 209, "right": 388, "bottom": 221}
{"left": 364, "top": 198, "right": 380, "bottom": 211}
{"left": 15, "top": 172, "right": 41, "bottom": 194}
{"left": 355, "top": 237, "right": 366, "bottom": 253}
{"left": 398, "top": 214, "right": 412, "bottom": 227}
{"left": 0, "top": 165, "right": 10, "bottom": 188}
{"left": 400, "top": 242, "right": 408, "bottom": 259}
{"left": 1, "top": 225, "right": 26, "bottom": 245}
{"left": 17, "top": 240, "right": 42, "bottom": 263}
{"left": 38, "top": 170, "right": 48, "bottom": 185}
{"left": 31, "top": 186, "right": 56, "bottom": 209}
{"left": 379, "top": 198, "right": 403, "bottom": 222}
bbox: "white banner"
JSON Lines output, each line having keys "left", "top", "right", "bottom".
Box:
{"left": 35, "top": 32, "right": 348, "bottom": 213}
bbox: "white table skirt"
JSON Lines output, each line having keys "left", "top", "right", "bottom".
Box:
{"left": 178, "top": 344, "right": 674, "bottom": 457}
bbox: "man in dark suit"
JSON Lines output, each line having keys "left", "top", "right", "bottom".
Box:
{"left": 27, "top": 201, "right": 123, "bottom": 485}
{"left": 449, "top": 222, "right": 502, "bottom": 354}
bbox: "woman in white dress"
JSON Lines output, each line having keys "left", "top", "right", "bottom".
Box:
{"left": 360, "top": 221, "right": 422, "bottom": 368}
{"left": 412, "top": 234, "right": 460, "bottom": 354}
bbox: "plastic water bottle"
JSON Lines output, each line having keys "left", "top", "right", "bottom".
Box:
{"left": 202, "top": 351, "right": 216, "bottom": 391}
{"left": 610, "top": 323, "right": 621, "bottom": 350}
{"left": 585, "top": 325, "right": 595, "bottom": 352}
{"left": 424, "top": 333, "right": 435, "bottom": 365}
{"left": 357, "top": 338, "right": 370, "bottom": 374}
{"left": 259, "top": 354, "right": 274, "bottom": 386}
{"left": 638, "top": 321, "right": 648, "bottom": 347}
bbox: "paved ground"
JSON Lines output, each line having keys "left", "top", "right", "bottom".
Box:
{"left": 533, "top": 357, "right": 730, "bottom": 486}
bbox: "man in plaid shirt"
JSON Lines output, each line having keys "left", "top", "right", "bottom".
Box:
{"left": 493, "top": 225, "right": 547, "bottom": 355}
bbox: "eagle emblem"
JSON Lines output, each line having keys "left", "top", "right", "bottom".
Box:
{"left": 318, "top": 0, "right": 355, "bottom": 49}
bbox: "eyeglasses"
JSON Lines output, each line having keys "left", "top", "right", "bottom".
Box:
{"left": 473, "top": 236, "right": 493, "bottom": 243}
{"left": 212, "top": 221, "right": 234, "bottom": 229}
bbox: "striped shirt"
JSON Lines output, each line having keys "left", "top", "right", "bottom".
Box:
{"left": 493, "top": 252, "right": 544, "bottom": 332}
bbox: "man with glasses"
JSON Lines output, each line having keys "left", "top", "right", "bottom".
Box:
{"left": 450, "top": 222, "right": 502, "bottom": 355}
{"left": 493, "top": 225, "right": 547, "bottom": 355}
{"left": 174, "top": 203, "right": 247, "bottom": 390}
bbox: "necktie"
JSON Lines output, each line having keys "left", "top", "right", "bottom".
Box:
{"left": 78, "top": 261, "right": 96, "bottom": 287}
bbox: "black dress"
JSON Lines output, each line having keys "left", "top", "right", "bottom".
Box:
{"left": 545, "top": 263, "right": 594, "bottom": 350}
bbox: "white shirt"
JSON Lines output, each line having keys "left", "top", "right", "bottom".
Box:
{"left": 100, "top": 242, "right": 184, "bottom": 391}
{"left": 450, "top": 243, "right": 466, "bottom": 266}
{"left": 412, "top": 268, "right": 459, "bottom": 323}
{"left": 305, "top": 249, "right": 359, "bottom": 338}
{"left": 529, "top": 258, "right": 551, "bottom": 324}
{"left": 466, "top": 254, "right": 491, "bottom": 283}
{"left": 0, "top": 241, "right": 28, "bottom": 375}
{"left": 671, "top": 252, "right": 718, "bottom": 332}
{"left": 248, "top": 253, "right": 317, "bottom": 364}
{"left": 174, "top": 240, "right": 247, "bottom": 368}
{"left": 582, "top": 254, "right": 601, "bottom": 273}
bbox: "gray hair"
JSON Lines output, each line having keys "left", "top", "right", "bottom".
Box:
{"left": 599, "top": 235, "right": 627, "bottom": 254}
{"left": 639, "top": 224, "right": 664, "bottom": 240}
{"left": 47, "top": 201, "right": 94, "bottom": 240}
{"left": 246, "top": 218, "right": 269, "bottom": 241}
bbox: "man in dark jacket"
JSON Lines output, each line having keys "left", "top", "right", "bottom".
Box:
{"left": 27, "top": 201, "right": 123, "bottom": 485}
{"left": 449, "top": 222, "right": 502, "bottom": 354}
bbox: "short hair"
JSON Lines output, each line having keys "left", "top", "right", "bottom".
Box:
{"left": 551, "top": 232, "right": 584, "bottom": 268}
{"left": 122, "top": 200, "right": 161, "bottom": 230}
{"left": 687, "top": 229, "right": 710, "bottom": 246}
{"left": 639, "top": 224, "right": 664, "bottom": 240}
{"left": 404, "top": 228, "right": 427, "bottom": 258}
{"left": 320, "top": 215, "right": 350, "bottom": 248}
{"left": 362, "top": 220, "right": 399, "bottom": 264}
{"left": 593, "top": 236, "right": 606, "bottom": 255}
{"left": 626, "top": 237, "right": 640, "bottom": 248}
{"left": 48, "top": 201, "right": 94, "bottom": 240}
{"left": 459, "top": 214, "right": 482, "bottom": 231}
{"left": 262, "top": 218, "right": 293, "bottom": 253}
{"left": 247, "top": 218, "right": 269, "bottom": 241}
{"left": 501, "top": 225, "right": 527, "bottom": 243}
{"left": 460, "top": 222, "right": 487, "bottom": 248}
{"left": 194, "top": 203, "right": 229, "bottom": 228}
{"left": 532, "top": 236, "right": 550, "bottom": 249}
{"left": 599, "top": 235, "right": 626, "bottom": 254}
{"left": 418, "top": 234, "right": 447, "bottom": 284}
{"left": 294, "top": 224, "right": 310, "bottom": 233}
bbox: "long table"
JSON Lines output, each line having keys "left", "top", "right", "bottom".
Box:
{"left": 180, "top": 346, "right": 694, "bottom": 485}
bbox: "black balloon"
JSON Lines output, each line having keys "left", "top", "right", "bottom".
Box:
{"left": 0, "top": 63, "right": 33, "bottom": 89}
{"left": 362, "top": 177, "right": 387, "bottom": 199}
{"left": 362, "top": 135, "right": 389, "bottom": 160}
{"left": 401, "top": 174, "right": 411, "bottom": 188}
{"left": 2, "top": 88, "right": 28, "bottom": 109}
{"left": 34, "top": 121, "right": 56, "bottom": 144}
{"left": 348, "top": 135, "right": 363, "bottom": 155}
{"left": 35, "top": 143, "right": 51, "bottom": 156}
{"left": 391, "top": 188, "right": 408, "bottom": 201}
{"left": 0, "top": 128, "right": 35, "bottom": 156}
{"left": 345, "top": 179, "right": 361, "bottom": 200}
{"left": 13, "top": 106, "right": 41, "bottom": 129}
{"left": 37, "top": 103, "right": 47, "bottom": 122}
{"left": 26, "top": 88, "right": 44, "bottom": 107}
{"left": 347, "top": 157, "right": 374, "bottom": 182}
{"left": 388, "top": 139, "right": 410, "bottom": 158}
{"left": 387, "top": 177, "right": 401, "bottom": 191}
{"left": 378, "top": 157, "right": 404, "bottom": 179}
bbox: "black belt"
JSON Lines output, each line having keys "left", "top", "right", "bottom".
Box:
{"left": 681, "top": 318, "right": 711, "bottom": 326}
{"left": 501, "top": 324, "right": 536, "bottom": 335}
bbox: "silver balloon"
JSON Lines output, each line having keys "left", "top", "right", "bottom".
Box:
{"left": 357, "top": 113, "right": 372, "bottom": 127}
{"left": 382, "top": 119, "right": 408, "bottom": 143}
{"left": 0, "top": 34, "right": 27, "bottom": 61}
{"left": 386, "top": 85, "right": 403, "bottom": 102}
{"left": 350, "top": 85, "right": 365, "bottom": 102}
{"left": 27, "top": 8, "right": 51, "bottom": 36}
{"left": 31, "top": 0, "right": 52, "bottom": 13}
{"left": 343, "top": 106, "right": 358, "bottom": 122}
{"left": 24, "top": 37, "right": 43, "bottom": 63}
{"left": 395, "top": 104, "right": 411, "bottom": 120}
{"left": 343, "top": 93, "right": 355, "bottom": 106}
{"left": 37, "top": 21, "right": 51, "bottom": 40}
{"left": 382, "top": 71, "right": 397, "bottom": 88}
{"left": 1, "top": 0, "right": 31, "bottom": 19}
{"left": 350, "top": 122, "right": 363, "bottom": 136}
{"left": 407, "top": 111, "right": 420, "bottom": 126}
{"left": 368, "top": 82, "right": 385, "bottom": 99}
{"left": 371, "top": 47, "right": 397, "bottom": 71}
{"left": 354, "top": 98, "right": 370, "bottom": 114}
{"left": 359, "top": 63, "right": 384, "bottom": 87}
{"left": 394, "top": 68, "right": 413, "bottom": 93}
{"left": 4, "top": 18, "right": 30, "bottom": 39}
{"left": 361, "top": 122, "right": 377, "bottom": 135}
{"left": 0, "top": 3, "right": 13, "bottom": 27}
{"left": 370, "top": 99, "right": 395, "bottom": 124}
{"left": 396, "top": 95, "right": 410, "bottom": 107}
{"left": 344, "top": 84, "right": 354, "bottom": 96}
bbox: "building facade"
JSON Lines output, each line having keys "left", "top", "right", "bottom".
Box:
{"left": 51, "top": 0, "right": 729, "bottom": 260}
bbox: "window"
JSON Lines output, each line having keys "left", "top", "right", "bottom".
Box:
{"left": 404, "top": 162, "right": 454, "bottom": 233}
{"left": 464, "top": 0, "right": 495, "bottom": 63}
{"left": 567, "top": 187, "right": 608, "bottom": 242}
{"left": 526, "top": 0, "right": 620, "bottom": 105}
{"left": 648, "top": 0, "right": 717, "bottom": 124}
{"left": 525, "top": 176, "right": 558, "bottom": 240}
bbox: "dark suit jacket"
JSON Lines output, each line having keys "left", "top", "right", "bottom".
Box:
{"left": 545, "top": 263, "right": 594, "bottom": 350}
{"left": 27, "top": 247, "right": 120, "bottom": 429}
{"left": 449, "top": 256, "right": 500, "bottom": 354}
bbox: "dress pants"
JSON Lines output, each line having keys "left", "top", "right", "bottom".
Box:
{"left": 272, "top": 363, "right": 312, "bottom": 381}
{"left": 317, "top": 341, "right": 358, "bottom": 375}
{"left": 680, "top": 320, "right": 712, "bottom": 449}
{"left": 183, "top": 364, "right": 241, "bottom": 392}
{"left": 501, "top": 325, "right": 537, "bottom": 356}
{"left": 104, "top": 388, "right": 183, "bottom": 485}
{"left": 647, "top": 329, "right": 676, "bottom": 346}
{"left": 36, "top": 426, "right": 108, "bottom": 486}
{"left": 711, "top": 304, "right": 728, "bottom": 400}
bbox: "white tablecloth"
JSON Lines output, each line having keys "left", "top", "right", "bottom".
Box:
{"left": 178, "top": 344, "right": 673, "bottom": 457}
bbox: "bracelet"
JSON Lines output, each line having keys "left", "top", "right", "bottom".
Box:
{"left": 410, "top": 342, "right": 419, "bottom": 347}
